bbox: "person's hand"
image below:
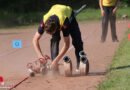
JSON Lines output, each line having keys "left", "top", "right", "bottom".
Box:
{"left": 101, "top": 9, "right": 105, "bottom": 16}
{"left": 39, "top": 55, "right": 50, "bottom": 65}
{"left": 50, "top": 60, "right": 58, "bottom": 70}
{"left": 112, "top": 9, "right": 116, "bottom": 15}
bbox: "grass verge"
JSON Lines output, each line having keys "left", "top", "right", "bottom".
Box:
{"left": 98, "top": 29, "right": 130, "bottom": 90}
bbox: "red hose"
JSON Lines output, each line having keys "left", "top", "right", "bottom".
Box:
{"left": 8, "top": 76, "right": 29, "bottom": 90}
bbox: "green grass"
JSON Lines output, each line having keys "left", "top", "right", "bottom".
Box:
{"left": 98, "top": 29, "right": 130, "bottom": 90}
{"left": 116, "top": 7, "right": 130, "bottom": 19}
{"left": 76, "top": 8, "right": 101, "bottom": 21}
{"left": 76, "top": 7, "right": 130, "bottom": 21}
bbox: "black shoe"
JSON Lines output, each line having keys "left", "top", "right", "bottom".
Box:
{"left": 76, "top": 63, "right": 80, "bottom": 69}
{"left": 113, "top": 39, "right": 119, "bottom": 42}
{"left": 76, "top": 64, "right": 80, "bottom": 72}
{"left": 101, "top": 39, "right": 105, "bottom": 43}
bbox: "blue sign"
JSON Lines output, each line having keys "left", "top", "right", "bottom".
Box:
{"left": 13, "top": 40, "right": 22, "bottom": 48}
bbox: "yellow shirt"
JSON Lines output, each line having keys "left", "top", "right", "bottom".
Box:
{"left": 103, "top": 0, "right": 117, "bottom": 6}
{"left": 43, "top": 4, "right": 72, "bottom": 29}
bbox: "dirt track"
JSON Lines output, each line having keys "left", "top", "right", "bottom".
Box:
{"left": 0, "top": 20, "right": 129, "bottom": 90}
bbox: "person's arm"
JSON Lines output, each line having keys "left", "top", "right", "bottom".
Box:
{"left": 33, "top": 32, "right": 44, "bottom": 58}
{"left": 112, "top": 0, "right": 120, "bottom": 15}
{"left": 33, "top": 24, "right": 44, "bottom": 58}
{"left": 99, "top": 0, "right": 105, "bottom": 16}
{"left": 50, "top": 18, "right": 70, "bottom": 69}
{"left": 50, "top": 36, "right": 70, "bottom": 69}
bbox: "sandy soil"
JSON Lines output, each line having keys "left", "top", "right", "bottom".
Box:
{"left": 0, "top": 20, "right": 129, "bottom": 90}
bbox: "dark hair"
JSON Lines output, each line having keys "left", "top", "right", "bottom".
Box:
{"left": 44, "top": 17, "right": 57, "bottom": 33}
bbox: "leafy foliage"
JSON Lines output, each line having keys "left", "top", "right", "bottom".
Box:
{"left": 0, "top": 0, "right": 99, "bottom": 13}
{"left": 0, "top": 0, "right": 129, "bottom": 13}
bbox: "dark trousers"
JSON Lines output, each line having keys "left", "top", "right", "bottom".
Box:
{"left": 101, "top": 6, "right": 118, "bottom": 42}
{"left": 50, "top": 14, "right": 83, "bottom": 69}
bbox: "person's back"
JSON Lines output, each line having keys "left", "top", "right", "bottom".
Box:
{"left": 44, "top": 4, "right": 72, "bottom": 29}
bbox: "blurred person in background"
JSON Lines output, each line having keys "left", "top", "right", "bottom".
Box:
{"left": 99, "top": 0, "right": 120, "bottom": 42}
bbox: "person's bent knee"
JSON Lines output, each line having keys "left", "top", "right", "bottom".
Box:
{"left": 73, "top": 41, "right": 83, "bottom": 50}
{"left": 51, "top": 36, "right": 61, "bottom": 42}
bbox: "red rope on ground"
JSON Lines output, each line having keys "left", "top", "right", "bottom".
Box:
{"left": 8, "top": 76, "right": 29, "bottom": 90}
